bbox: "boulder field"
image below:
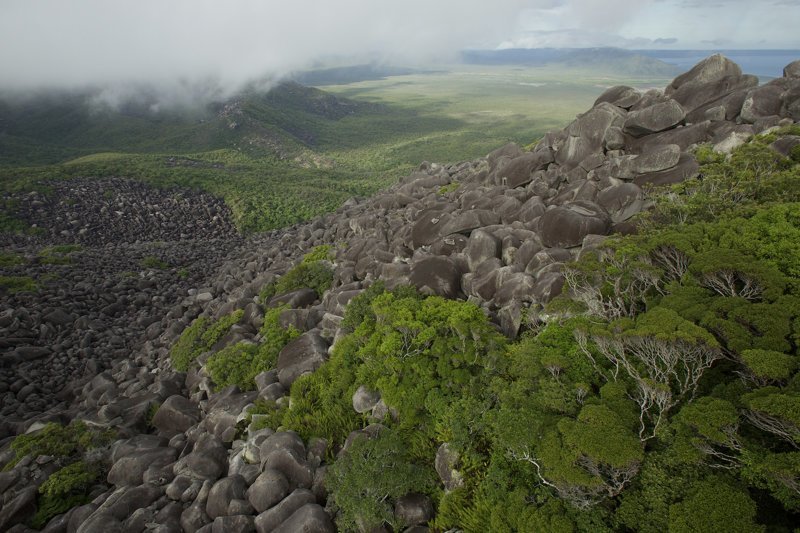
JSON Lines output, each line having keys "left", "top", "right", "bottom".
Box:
{"left": 1, "top": 55, "right": 799, "bottom": 532}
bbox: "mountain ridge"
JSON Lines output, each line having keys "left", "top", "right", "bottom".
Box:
{"left": 1, "top": 54, "right": 799, "bottom": 531}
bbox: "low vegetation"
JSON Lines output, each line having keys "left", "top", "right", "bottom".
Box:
{"left": 169, "top": 310, "right": 244, "bottom": 371}
{"left": 206, "top": 306, "right": 300, "bottom": 391}
{"left": 2, "top": 421, "right": 116, "bottom": 529}
{"left": 259, "top": 245, "right": 335, "bottom": 303}
{"left": 261, "top": 132, "right": 800, "bottom": 531}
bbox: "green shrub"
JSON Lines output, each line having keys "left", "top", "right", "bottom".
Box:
{"left": 0, "top": 251, "right": 24, "bottom": 267}
{"left": 201, "top": 310, "right": 244, "bottom": 347}
{"left": 5, "top": 421, "right": 115, "bottom": 471}
{"left": 327, "top": 429, "right": 438, "bottom": 531}
{"left": 31, "top": 461, "right": 98, "bottom": 528}
{"left": 140, "top": 256, "right": 169, "bottom": 269}
{"left": 169, "top": 310, "right": 243, "bottom": 372}
{"left": 260, "top": 259, "right": 334, "bottom": 302}
{"left": 206, "top": 306, "right": 299, "bottom": 390}
{"left": 169, "top": 316, "right": 211, "bottom": 371}
{"left": 38, "top": 245, "right": 82, "bottom": 265}
{"left": 302, "top": 244, "right": 334, "bottom": 263}
{"left": 0, "top": 275, "right": 37, "bottom": 293}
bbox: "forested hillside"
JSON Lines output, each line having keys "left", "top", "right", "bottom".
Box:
{"left": 1, "top": 55, "right": 799, "bottom": 532}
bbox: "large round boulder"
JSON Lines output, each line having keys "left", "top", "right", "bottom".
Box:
{"left": 276, "top": 332, "right": 329, "bottom": 389}
{"left": 623, "top": 100, "right": 686, "bottom": 137}
{"left": 409, "top": 256, "right": 463, "bottom": 299}
{"left": 539, "top": 202, "right": 612, "bottom": 249}
{"left": 666, "top": 54, "right": 742, "bottom": 96}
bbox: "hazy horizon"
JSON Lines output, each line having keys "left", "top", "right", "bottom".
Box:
{"left": 2, "top": 1, "right": 798, "bottom": 90}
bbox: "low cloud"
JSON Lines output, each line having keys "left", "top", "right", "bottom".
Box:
{"left": 0, "top": 0, "right": 530, "bottom": 97}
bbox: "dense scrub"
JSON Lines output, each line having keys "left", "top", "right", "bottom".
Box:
{"left": 4, "top": 421, "right": 116, "bottom": 528}
{"left": 267, "top": 131, "right": 800, "bottom": 531}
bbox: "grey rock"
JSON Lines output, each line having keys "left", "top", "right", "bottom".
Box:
{"left": 67, "top": 503, "right": 97, "bottom": 533}
{"left": 666, "top": 54, "right": 742, "bottom": 96}
{"left": 740, "top": 85, "right": 784, "bottom": 123}
{"left": 439, "top": 210, "right": 500, "bottom": 236}
{"left": 539, "top": 201, "right": 611, "bottom": 249}
{"left": 173, "top": 433, "right": 229, "bottom": 482}
{"left": 493, "top": 151, "right": 554, "bottom": 188}
{"left": 435, "top": 443, "right": 463, "bottom": 491}
{"left": 395, "top": 493, "right": 434, "bottom": 528}
{"left": 623, "top": 100, "right": 686, "bottom": 137}
{"left": 494, "top": 273, "right": 537, "bottom": 307}
{"left": 212, "top": 515, "right": 256, "bottom": 533}
{"left": 206, "top": 475, "right": 248, "bottom": 520}
{"left": 352, "top": 385, "right": 381, "bottom": 414}
{"left": 268, "top": 288, "right": 318, "bottom": 309}
{"left": 273, "top": 504, "right": 334, "bottom": 533}
{"left": 769, "top": 136, "right": 800, "bottom": 157}
{"left": 784, "top": 59, "right": 800, "bottom": 78}
{"left": 247, "top": 469, "right": 291, "bottom": 513}
{"left": 625, "top": 144, "right": 681, "bottom": 175}
{"left": 409, "top": 256, "right": 463, "bottom": 299}
{"left": 181, "top": 503, "right": 212, "bottom": 533}
{"left": 465, "top": 229, "right": 502, "bottom": 272}
{"left": 277, "top": 332, "right": 329, "bottom": 388}
{"left": 254, "top": 489, "right": 316, "bottom": 533}
{"left": 634, "top": 153, "right": 700, "bottom": 187}
{"left": 594, "top": 85, "right": 641, "bottom": 109}
{"left": 76, "top": 511, "right": 123, "bottom": 533}
{"left": 107, "top": 446, "right": 177, "bottom": 487}
{"left": 151, "top": 394, "right": 200, "bottom": 437}
{"left": 533, "top": 272, "right": 566, "bottom": 303}
{"left": 597, "top": 183, "right": 645, "bottom": 223}
{"left": 0, "top": 485, "right": 36, "bottom": 532}
{"left": 487, "top": 143, "right": 524, "bottom": 173}
{"left": 262, "top": 448, "right": 314, "bottom": 491}
{"left": 556, "top": 103, "right": 626, "bottom": 168}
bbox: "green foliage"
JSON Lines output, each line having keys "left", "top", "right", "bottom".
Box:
{"left": 0, "top": 275, "right": 38, "bottom": 293}
{"left": 437, "top": 182, "right": 460, "bottom": 195}
{"left": 140, "top": 255, "right": 169, "bottom": 269}
{"left": 30, "top": 493, "right": 91, "bottom": 529}
{"left": 5, "top": 421, "right": 114, "bottom": 470}
{"left": 327, "top": 429, "right": 438, "bottom": 531}
{"left": 201, "top": 310, "right": 244, "bottom": 347}
{"left": 741, "top": 349, "right": 797, "bottom": 383}
{"left": 38, "top": 244, "right": 82, "bottom": 265}
{"left": 169, "top": 310, "right": 243, "bottom": 371}
{"left": 301, "top": 244, "right": 334, "bottom": 263}
{"left": 31, "top": 461, "right": 98, "bottom": 528}
{"left": 0, "top": 251, "right": 24, "bottom": 267}
{"left": 38, "top": 461, "right": 97, "bottom": 499}
{"left": 261, "top": 259, "right": 334, "bottom": 302}
{"left": 278, "top": 289, "right": 505, "bottom": 457}
{"left": 206, "top": 307, "right": 298, "bottom": 390}
{"left": 668, "top": 479, "right": 764, "bottom": 533}
{"left": 169, "top": 316, "right": 211, "bottom": 371}
{"left": 146, "top": 402, "right": 161, "bottom": 429}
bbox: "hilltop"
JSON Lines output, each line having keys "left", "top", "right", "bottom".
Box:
{"left": 0, "top": 82, "right": 386, "bottom": 166}
{"left": 1, "top": 54, "right": 799, "bottom": 532}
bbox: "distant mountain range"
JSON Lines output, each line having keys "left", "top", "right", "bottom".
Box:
{"left": 461, "top": 47, "right": 682, "bottom": 77}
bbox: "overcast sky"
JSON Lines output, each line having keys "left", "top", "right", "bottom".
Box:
{"left": 0, "top": 0, "right": 798, "bottom": 93}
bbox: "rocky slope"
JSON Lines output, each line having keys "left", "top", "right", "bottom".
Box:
{"left": 1, "top": 54, "right": 799, "bottom": 532}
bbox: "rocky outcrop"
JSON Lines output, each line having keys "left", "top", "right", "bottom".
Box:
{"left": 1, "top": 55, "right": 799, "bottom": 532}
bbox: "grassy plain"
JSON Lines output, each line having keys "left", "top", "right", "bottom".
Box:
{"left": 0, "top": 65, "right": 673, "bottom": 233}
